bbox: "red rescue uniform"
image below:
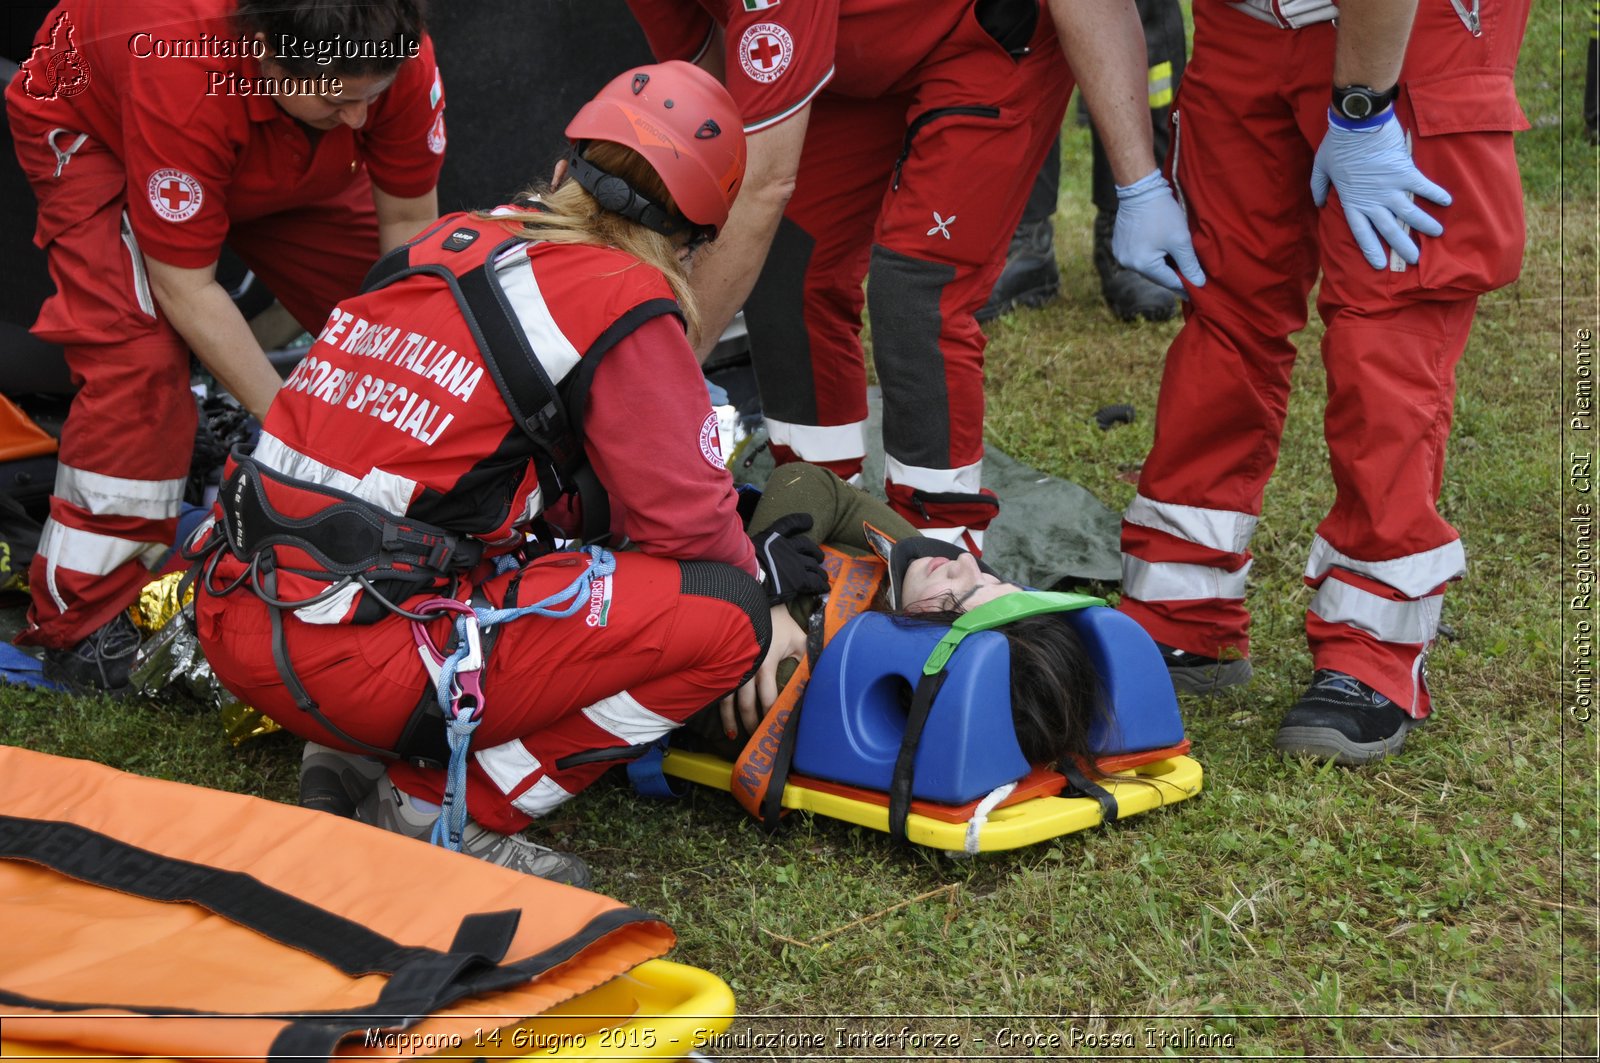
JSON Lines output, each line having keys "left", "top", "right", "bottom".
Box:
{"left": 628, "top": 0, "right": 1074, "bottom": 550}
{"left": 5, "top": 0, "right": 445, "bottom": 648}
{"left": 1119, "top": 0, "right": 1531, "bottom": 717}
{"left": 196, "top": 218, "right": 764, "bottom": 832}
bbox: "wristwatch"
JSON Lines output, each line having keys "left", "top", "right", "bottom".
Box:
{"left": 1331, "top": 84, "right": 1399, "bottom": 122}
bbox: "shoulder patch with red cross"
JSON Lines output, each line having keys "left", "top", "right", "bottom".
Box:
{"left": 737, "top": 22, "right": 793, "bottom": 84}
{"left": 147, "top": 169, "right": 204, "bottom": 222}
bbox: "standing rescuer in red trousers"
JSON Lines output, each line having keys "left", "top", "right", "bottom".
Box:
{"left": 190, "top": 62, "right": 833, "bottom": 886}
{"left": 1118, "top": 0, "right": 1532, "bottom": 765}
{"left": 624, "top": 0, "right": 1203, "bottom": 554}
{"left": 6, "top": 0, "right": 444, "bottom": 693}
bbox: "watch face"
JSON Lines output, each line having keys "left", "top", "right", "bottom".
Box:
{"left": 1342, "top": 92, "right": 1374, "bottom": 119}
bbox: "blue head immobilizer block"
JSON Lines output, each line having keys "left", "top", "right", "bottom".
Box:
{"left": 790, "top": 606, "right": 1185, "bottom": 806}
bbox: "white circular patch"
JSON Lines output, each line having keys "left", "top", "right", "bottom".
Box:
{"left": 738, "top": 23, "right": 793, "bottom": 84}
{"left": 146, "top": 168, "right": 203, "bottom": 222}
{"left": 698, "top": 410, "right": 726, "bottom": 470}
{"left": 427, "top": 111, "right": 447, "bottom": 155}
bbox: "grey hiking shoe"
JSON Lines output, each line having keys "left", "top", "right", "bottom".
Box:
{"left": 977, "top": 217, "right": 1061, "bottom": 323}
{"left": 357, "top": 779, "right": 593, "bottom": 888}
{"left": 42, "top": 611, "right": 142, "bottom": 695}
{"left": 1156, "top": 642, "right": 1253, "bottom": 695}
{"left": 299, "top": 742, "right": 387, "bottom": 817}
{"left": 1275, "top": 670, "right": 1417, "bottom": 766}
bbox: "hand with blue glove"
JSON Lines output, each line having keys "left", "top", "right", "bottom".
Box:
{"left": 1311, "top": 106, "right": 1452, "bottom": 269}
{"left": 1112, "top": 170, "right": 1206, "bottom": 295}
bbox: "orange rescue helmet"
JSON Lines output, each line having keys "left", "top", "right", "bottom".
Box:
{"left": 564, "top": 60, "right": 746, "bottom": 239}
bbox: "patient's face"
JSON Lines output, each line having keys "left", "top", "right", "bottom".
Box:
{"left": 900, "top": 552, "right": 1021, "bottom": 614}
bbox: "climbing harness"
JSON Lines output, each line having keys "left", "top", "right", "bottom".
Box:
{"left": 406, "top": 546, "right": 616, "bottom": 852}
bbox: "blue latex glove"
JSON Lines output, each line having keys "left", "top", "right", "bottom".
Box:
{"left": 1113, "top": 169, "right": 1206, "bottom": 294}
{"left": 1311, "top": 106, "right": 1452, "bottom": 269}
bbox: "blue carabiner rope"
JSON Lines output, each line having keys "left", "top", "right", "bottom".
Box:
{"left": 426, "top": 545, "right": 616, "bottom": 852}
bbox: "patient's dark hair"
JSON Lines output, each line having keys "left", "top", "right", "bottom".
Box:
{"left": 889, "top": 607, "right": 1104, "bottom": 766}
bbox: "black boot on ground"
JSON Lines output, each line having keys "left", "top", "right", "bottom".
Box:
{"left": 977, "top": 217, "right": 1061, "bottom": 323}
{"left": 1093, "top": 212, "right": 1178, "bottom": 323}
{"left": 42, "top": 611, "right": 141, "bottom": 695}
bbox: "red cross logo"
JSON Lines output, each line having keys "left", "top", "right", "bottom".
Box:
{"left": 747, "top": 34, "right": 781, "bottom": 71}
{"left": 146, "top": 168, "right": 203, "bottom": 222}
{"left": 737, "top": 22, "right": 792, "bottom": 84}
{"left": 158, "top": 180, "right": 191, "bottom": 212}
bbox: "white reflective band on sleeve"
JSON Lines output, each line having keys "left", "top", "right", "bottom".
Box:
{"left": 54, "top": 463, "right": 184, "bottom": 520}
{"left": 582, "top": 690, "right": 678, "bottom": 745}
{"left": 884, "top": 456, "right": 984, "bottom": 496}
{"left": 1309, "top": 578, "right": 1443, "bottom": 646}
{"left": 745, "top": 67, "right": 834, "bottom": 134}
{"left": 510, "top": 775, "right": 574, "bottom": 818}
{"left": 764, "top": 416, "right": 867, "bottom": 463}
{"left": 1122, "top": 555, "right": 1251, "bottom": 602}
{"left": 475, "top": 739, "right": 542, "bottom": 795}
{"left": 1124, "top": 494, "right": 1258, "bottom": 555}
{"left": 1304, "top": 535, "right": 1466, "bottom": 599}
{"left": 38, "top": 518, "right": 167, "bottom": 580}
{"left": 494, "top": 249, "right": 582, "bottom": 385}
{"left": 254, "top": 433, "right": 417, "bottom": 514}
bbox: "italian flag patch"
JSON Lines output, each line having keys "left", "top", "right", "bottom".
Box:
{"left": 742, "top": 0, "right": 779, "bottom": 10}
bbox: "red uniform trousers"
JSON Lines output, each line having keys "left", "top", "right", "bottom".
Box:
{"left": 1119, "top": 0, "right": 1529, "bottom": 716}
{"left": 196, "top": 552, "right": 763, "bottom": 834}
{"left": 9, "top": 117, "right": 378, "bottom": 648}
{"left": 745, "top": 7, "right": 1072, "bottom": 550}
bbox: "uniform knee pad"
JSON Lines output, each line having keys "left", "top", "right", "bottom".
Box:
{"left": 678, "top": 561, "right": 772, "bottom": 680}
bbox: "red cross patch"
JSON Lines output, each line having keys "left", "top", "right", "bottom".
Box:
{"left": 146, "top": 168, "right": 203, "bottom": 223}
{"left": 738, "top": 22, "right": 793, "bottom": 84}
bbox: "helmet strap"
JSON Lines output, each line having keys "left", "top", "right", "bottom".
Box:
{"left": 565, "top": 147, "right": 712, "bottom": 244}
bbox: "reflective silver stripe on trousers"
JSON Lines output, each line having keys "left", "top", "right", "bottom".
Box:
{"left": 54, "top": 462, "right": 184, "bottom": 520}
{"left": 582, "top": 690, "right": 678, "bottom": 746}
{"left": 1308, "top": 577, "right": 1444, "bottom": 646}
{"left": 1304, "top": 534, "right": 1466, "bottom": 599}
{"left": 474, "top": 740, "right": 575, "bottom": 818}
{"left": 1124, "top": 493, "right": 1258, "bottom": 555}
{"left": 1122, "top": 555, "right": 1252, "bottom": 602}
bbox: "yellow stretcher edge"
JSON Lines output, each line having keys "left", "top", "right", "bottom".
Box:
{"left": 661, "top": 750, "right": 1204, "bottom": 852}
{"left": 0, "top": 959, "right": 735, "bottom": 1063}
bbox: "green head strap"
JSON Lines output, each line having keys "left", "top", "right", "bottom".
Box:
{"left": 921, "top": 590, "right": 1105, "bottom": 677}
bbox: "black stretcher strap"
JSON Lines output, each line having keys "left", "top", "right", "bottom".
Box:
{"left": 887, "top": 670, "right": 949, "bottom": 845}
{"left": 0, "top": 816, "right": 668, "bottom": 1061}
{"left": 1060, "top": 758, "right": 1120, "bottom": 825}
{"left": 0, "top": 815, "right": 435, "bottom": 976}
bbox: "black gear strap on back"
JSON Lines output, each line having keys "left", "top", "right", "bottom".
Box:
{"left": 363, "top": 219, "right": 647, "bottom": 545}
{"left": 220, "top": 451, "right": 483, "bottom": 581}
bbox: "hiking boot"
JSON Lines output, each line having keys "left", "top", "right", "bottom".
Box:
{"left": 1093, "top": 212, "right": 1178, "bottom": 323}
{"left": 977, "top": 217, "right": 1061, "bottom": 323}
{"left": 299, "top": 742, "right": 387, "bottom": 818}
{"left": 1274, "top": 670, "right": 1417, "bottom": 766}
{"left": 42, "top": 611, "right": 142, "bottom": 695}
{"left": 357, "top": 779, "right": 593, "bottom": 888}
{"left": 1156, "top": 642, "right": 1253, "bottom": 695}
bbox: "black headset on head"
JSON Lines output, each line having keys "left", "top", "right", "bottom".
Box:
{"left": 565, "top": 144, "right": 711, "bottom": 247}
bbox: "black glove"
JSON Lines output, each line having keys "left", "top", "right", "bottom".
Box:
{"left": 750, "top": 512, "right": 829, "bottom": 605}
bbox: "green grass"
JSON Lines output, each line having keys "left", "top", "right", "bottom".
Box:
{"left": 1, "top": 3, "right": 1594, "bottom": 1058}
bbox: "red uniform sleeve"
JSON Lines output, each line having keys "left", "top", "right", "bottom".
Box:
{"left": 717, "top": 0, "right": 836, "bottom": 132}
{"left": 626, "top": 0, "right": 835, "bottom": 133}
{"left": 121, "top": 53, "right": 245, "bottom": 269}
{"left": 582, "top": 314, "right": 758, "bottom": 578}
{"left": 356, "top": 34, "right": 446, "bottom": 198}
